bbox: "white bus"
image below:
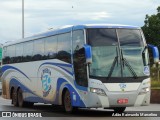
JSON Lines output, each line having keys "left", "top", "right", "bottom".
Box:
{"left": 0, "top": 44, "right": 2, "bottom": 94}
{"left": 0, "top": 24, "right": 159, "bottom": 113}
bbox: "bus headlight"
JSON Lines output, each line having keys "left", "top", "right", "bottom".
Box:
{"left": 139, "top": 87, "right": 150, "bottom": 95}
{"left": 90, "top": 87, "right": 106, "bottom": 96}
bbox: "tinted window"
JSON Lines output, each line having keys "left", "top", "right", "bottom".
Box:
{"left": 3, "top": 47, "right": 7, "bottom": 58}
{"left": 7, "top": 45, "right": 16, "bottom": 63}
{"left": 33, "top": 39, "right": 44, "bottom": 61}
{"left": 73, "top": 30, "right": 84, "bottom": 51}
{"left": 117, "top": 29, "right": 143, "bottom": 46}
{"left": 73, "top": 30, "right": 88, "bottom": 87}
{"left": 57, "top": 33, "right": 71, "bottom": 63}
{"left": 23, "top": 41, "right": 33, "bottom": 62}
{"left": 8, "top": 45, "right": 16, "bottom": 57}
{"left": 87, "top": 29, "right": 119, "bottom": 78}
{"left": 87, "top": 29, "right": 117, "bottom": 46}
{"left": 3, "top": 47, "right": 8, "bottom": 64}
{"left": 16, "top": 43, "right": 23, "bottom": 56}
{"left": 45, "top": 36, "right": 57, "bottom": 59}
{"left": 15, "top": 43, "right": 23, "bottom": 63}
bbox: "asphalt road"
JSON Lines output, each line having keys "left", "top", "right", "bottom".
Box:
{"left": 0, "top": 96, "right": 159, "bottom": 120}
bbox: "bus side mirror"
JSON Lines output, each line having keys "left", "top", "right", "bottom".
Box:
{"left": 84, "top": 45, "right": 92, "bottom": 64}
{"left": 148, "top": 44, "right": 159, "bottom": 63}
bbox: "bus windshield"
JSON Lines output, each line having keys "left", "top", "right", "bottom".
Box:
{"left": 87, "top": 28, "right": 149, "bottom": 79}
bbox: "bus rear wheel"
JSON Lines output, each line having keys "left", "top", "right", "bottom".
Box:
{"left": 12, "top": 88, "right": 18, "bottom": 107}
{"left": 17, "top": 88, "right": 27, "bottom": 107}
{"left": 113, "top": 107, "right": 126, "bottom": 113}
{"left": 63, "top": 90, "right": 76, "bottom": 113}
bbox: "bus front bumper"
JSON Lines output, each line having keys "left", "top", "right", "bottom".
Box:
{"left": 86, "top": 91, "right": 150, "bottom": 108}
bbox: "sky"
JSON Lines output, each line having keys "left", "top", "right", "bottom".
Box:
{"left": 0, "top": 0, "right": 160, "bottom": 44}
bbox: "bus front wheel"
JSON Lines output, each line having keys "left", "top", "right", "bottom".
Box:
{"left": 17, "top": 88, "right": 27, "bottom": 107}
{"left": 63, "top": 90, "right": 77, "bottom": 113}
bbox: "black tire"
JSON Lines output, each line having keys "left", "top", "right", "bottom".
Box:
{"left": 113, "top": 107, "right": 126, "bottom": 113}
{"left": 12, "top": 88, "right": 18, "bottom": 107}
{"left": 17, "top": 88, "right": 27, "bottom": 107}
{"left": 63, "top": 90, "right": 76, "bottom": 113}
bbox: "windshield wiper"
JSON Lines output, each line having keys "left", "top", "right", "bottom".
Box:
{"left": 121, "top": 49, "right": 138, "bottom": 79}
{"left": 107, "top": 47, "right": 118, "bottom": 79}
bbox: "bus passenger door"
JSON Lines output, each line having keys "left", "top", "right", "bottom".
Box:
{"left": 72, "top": 30, "right": 88, "bottom": 87}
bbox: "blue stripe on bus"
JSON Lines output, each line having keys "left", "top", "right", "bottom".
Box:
{"left": 24, "top": 97, "right": 45, "bottom": 103}
{"left": 74, "top": 81, "right": 88, "bottom": 91}
{"left": 54, "top": 78, "right": 67, "bottom": 104}
{"left": 3, "top": 63, "right": 87, "bottom": 93}
{"left": 9, "top": 77, "right": 86, "bottom": 107}
{"left": 39, "top": 62, "right": 73, "bottom": 76}
{"left": 58, "top": 66, "right": 73, "bottom": 76}
{"left": 24, "top": 97, "right": 52, "bottom": 104}
{"left": 39, "top": 62, "right": 87, "bottom": 91}
{"left": 40, "top": 62, "right": 72, "bottom": 68}
{"left": 64, "top": 83, "right": 86, "bottom": 107}
{"left": 2, "top": 65, "right": 30, "bottom": 80}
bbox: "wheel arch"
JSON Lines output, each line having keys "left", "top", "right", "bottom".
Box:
{"left": 61, "top": 85, "right": 78, "bottom": 106}
{"left": 60, "top": 83, "right": 86, "bottom": 108}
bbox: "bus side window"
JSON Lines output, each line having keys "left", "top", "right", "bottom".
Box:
{"left": 7, "top": 45, "right": 16, "bottom": 64}
{"left": 73, "top": 30, "right": 88, "bottom": 87}
{"left": 33, "top": 39, "right": 45, "bottom": 61}
{"left": 45, "top": 36, "right": 58, "bottom": 59}
{"left": 23, "top": 41, "right": 33, "bottom": 62}
{"left": 57, "top": 33, "right": 71, "bottom": 63}
{"left": 3, "top": 47, "right": 8, "bottom": 64}
{"left": 15, "top": 43, "right": 23, "bottom": 63}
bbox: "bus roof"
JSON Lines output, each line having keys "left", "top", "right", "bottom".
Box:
{"left": 3, "top": 24, "right": 140, "bottom": 47}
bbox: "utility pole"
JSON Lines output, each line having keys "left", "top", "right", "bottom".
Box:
{"left": 22, "top": 0, "right": 24, "bottom": 38}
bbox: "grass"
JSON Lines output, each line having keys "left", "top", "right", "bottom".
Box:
{"left": 151, "top": 80, "right": 160, "bottom": 89}
{"left": 151, "top": 87, "right": 160, "bottom": 90}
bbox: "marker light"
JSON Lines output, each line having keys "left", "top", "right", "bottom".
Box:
{"left": 90, "top": 87, "right": 106, "bottom": 96}
{"left": 139, "top": 87, "right": 150, "bottom": 95}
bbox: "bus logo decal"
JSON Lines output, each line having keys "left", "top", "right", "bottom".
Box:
{"left": 41, "top": 68, "right": 52, "bottom": 97}
{"left": 119, "top": 83, "right": 126, "bottom": 91}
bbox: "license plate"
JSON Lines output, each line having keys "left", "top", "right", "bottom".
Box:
{"left": 117, "top": 98, "right": 128, "bottom": 104}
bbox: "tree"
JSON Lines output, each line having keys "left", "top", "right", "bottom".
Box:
{"left": 142, "top": 6, "right": 160, "bottom": 81}
{"left": 142, "top": 6, "right": 160, "bottom": 49}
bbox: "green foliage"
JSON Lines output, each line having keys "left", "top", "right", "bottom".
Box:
{"left": 142, "top": 6, "right": 160, "bottom": 90}
{"left": 142, "top": 6, "right": 160, "bottom": 49}
{"left": 0, "top": 48, "right": 2, "bottom": 60}
{"left": 151, "top": 80, "right": 160, "bottom": 89}
{"left": 150, "top": 64, "right": 159, "bottom": 80}
{"left": 150, "top": 64, "right": 160, "bottom": 89}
